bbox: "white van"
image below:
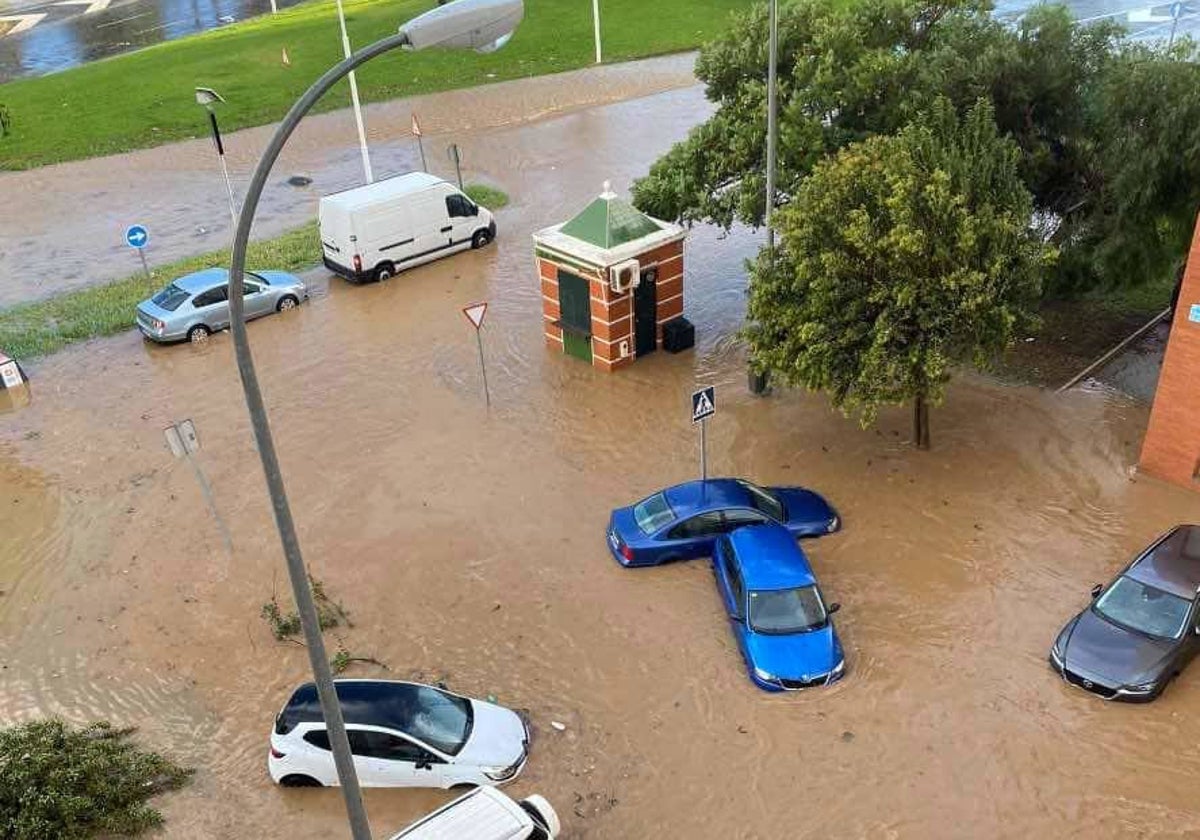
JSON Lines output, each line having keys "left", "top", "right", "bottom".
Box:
{"left": 388, "top": 786, "right": 560, "bottom": 840}
{"left": 319, "top": 172, "right": 497, "bottom": 283}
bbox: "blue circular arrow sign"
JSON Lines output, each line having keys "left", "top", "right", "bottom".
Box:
{"left": 125, "top": 224, "right": 149, "bottom": 249}
{"left": 1171, "top": 1, "right": 1184, "bottom": 19}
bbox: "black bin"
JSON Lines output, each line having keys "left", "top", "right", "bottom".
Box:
{"left": 661, "top": 316, "right": 695, "bottom": 353}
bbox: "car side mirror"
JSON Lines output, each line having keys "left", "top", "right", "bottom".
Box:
{"left": 470, "top": 204, "right": 479, "bottom": 216}
{"left": 415, "top": 759, "right": 432, "bottom": 770}
{"left": 828, "top": 602, "right": 841, "bottom": 615}
{"left": 1091, "top": 584, "right": 1103, "bottom": 598}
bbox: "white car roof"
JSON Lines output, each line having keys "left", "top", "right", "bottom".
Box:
{"left": 388, "top": 786, "right": 531, "bottom": 840}
{"left": 320, "top": 172, "right": 449, "bottom": 210}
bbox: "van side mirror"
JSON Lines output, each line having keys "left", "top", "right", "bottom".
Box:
{"left": 470, "top": 203, "right": 479, "bottom": 216}
{"left": 1091, "top": 584, "right": 1103, "bottom": 599}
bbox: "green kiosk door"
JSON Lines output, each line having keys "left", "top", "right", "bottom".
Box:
{"left": 558, "top": 269, "right": 592, "bottom": 363}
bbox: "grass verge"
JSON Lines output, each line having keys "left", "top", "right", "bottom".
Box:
{"left": 0, "top": 0, "right": 751, "bottom": 170}
{"left": 0, "top": 183, "right": 509, "bottom": 359}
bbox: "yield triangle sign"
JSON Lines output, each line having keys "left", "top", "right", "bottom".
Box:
{"left": 463, "top": 302, "right": 487, "bottom": 329}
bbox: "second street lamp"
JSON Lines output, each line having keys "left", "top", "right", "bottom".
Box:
{"left": 222, "top": 2, "right": 524, "bottom": 839}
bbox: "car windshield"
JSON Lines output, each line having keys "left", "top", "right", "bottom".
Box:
{"left": 1094, "top": 576, "right": 1192, "bottom": 640}
{"left": 748, "top": 586, "right": 827, "bottom": 634}
{"left": 151, "top": 283, "right": 190, "bottom": 312}
{"left": 738, "top": 481, "right": 784, "bottom": 521}
{"left": 633, "top": 493, "right": 675, "bottom": 534}
{"left": 408, "top": 685, "right": 473, "bottom": 755}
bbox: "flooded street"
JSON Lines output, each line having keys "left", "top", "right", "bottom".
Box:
{"left": 4, "top": 82, "right": 1200, "bottom": 840}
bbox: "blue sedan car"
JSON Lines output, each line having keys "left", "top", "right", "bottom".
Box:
{"left": 606, "top": 478, "right": 838, "bottom": 567}
{"left": 713, "top": 523, "right": 845, "bottom": 691}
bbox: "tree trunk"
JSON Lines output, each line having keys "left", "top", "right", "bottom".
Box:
{"left": 913, "top": 394, "right": 931, "bottom": 450}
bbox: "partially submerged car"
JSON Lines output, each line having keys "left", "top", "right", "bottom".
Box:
{"left": 269, "top": 680, "right": 529, "bottom": 787}
{"left": 136, "top": 267, "right": 307, "bottom": 343}
{"left": 388, "top": 785, "right": 560, "bottom": 840}
{"left": 1050, "top": 525, "right": 1200, "bottom": 701}
{"left": 607, "top": 478, "right": 838, "bottom": 567}
{"left": 714, "top": 522, "right": 845, "bottom": 691}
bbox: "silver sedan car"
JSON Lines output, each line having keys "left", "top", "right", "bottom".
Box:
{"left": 136, "top": 268, "right": 308, "bottom": 344}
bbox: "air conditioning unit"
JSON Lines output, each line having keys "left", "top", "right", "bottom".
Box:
{"left": 609, "top": 259, "right": 641, "bottom": 295}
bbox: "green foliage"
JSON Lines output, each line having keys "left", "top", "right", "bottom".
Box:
{"left": 0, "top": 222, "right": 318, "bottom": 359}
{"left": 463, "top": 183, "right": 510, "bottom": 209}
{"left": 260, "top": 573, "right": 351, "bottom": 642}
{"left": 0, "top": 104, "right": 10, "bottom": 138}
{"left": 0, "top": 720, "right": 192, "bottom": 840}
{"left": 746, "top": 100, "right": 1052, "bottom": 442}
{"left": 0, "top": 0, "right": 754, "bottom": 170}
{"left": 632, "top": 0, "right": 1200, "bottom": 295}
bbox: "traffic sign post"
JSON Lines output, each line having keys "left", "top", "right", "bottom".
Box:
{"left": 412, "top": 113, "right": 427, "bottom": 172}
{"left": 447, "top": 143, "right": 463, "bottom": 189}
{"left": 125, "top": 224, "right": 150, "bottom": 281}
{"left": 1170, "top": 1, "right": 1184, "bottom": 48}
{"left": 463, "top": 302, "right": 490, "bottom": 408}
{"left": 691, "top": 386, "right": 715, "bottom": 480}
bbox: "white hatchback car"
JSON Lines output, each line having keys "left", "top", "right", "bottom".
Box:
{"left": 268, "top": 680, "right": 529, "bottom": 788}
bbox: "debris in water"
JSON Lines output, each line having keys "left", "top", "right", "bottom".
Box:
{"left": 551, "top": 721, "right": 567, "bottom": 732}
{"left": 287, "top": 174, "right": 312, "bottom": 187}
{"left": 841, "top": 730, "right": 855, "bottom": 742}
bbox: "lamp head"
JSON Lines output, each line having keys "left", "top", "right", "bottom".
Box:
{"left": 399, "top": 0, "right": 523, "bottom": 53}
{"left": 195, "top": 87, "right": 225, "bottom": 107}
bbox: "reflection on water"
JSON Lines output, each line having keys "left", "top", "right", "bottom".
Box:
{"left": 2, "top": 80, "right": 1200, "bottom": 840}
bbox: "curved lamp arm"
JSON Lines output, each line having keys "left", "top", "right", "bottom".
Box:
{"left": 226, "top": 30, "right": 412, "bottom": 840}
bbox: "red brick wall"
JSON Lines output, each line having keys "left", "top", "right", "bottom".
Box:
{"left": 1140, "top": 214, "right": 1200, "bottom": 489}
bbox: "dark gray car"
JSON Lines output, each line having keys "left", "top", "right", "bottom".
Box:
{"left": 1050, "top": 525, "right": 1200, "bottom": 702}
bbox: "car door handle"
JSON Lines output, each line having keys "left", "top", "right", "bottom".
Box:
{"left": 440, "top": 226, "right": 453, "bottom": 233}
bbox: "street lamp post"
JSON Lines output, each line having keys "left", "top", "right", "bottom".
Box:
{"left": 195, "top": 87, "right": 240, "bottom": 228}
{"left": 223, "top": 2, "right": 524, "bottom": 839}
{"left": 335, "top": 0, "right": 374, "bottom": 184}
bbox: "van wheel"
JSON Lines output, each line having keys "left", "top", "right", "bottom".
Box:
{"left": 280, "top": 774, "right": 322, "bottom": 787}
{"left": 471, "top": 229, "right": 491, "bottom": 249}
{"left": 187, "top": 325, "right": 211, "bottom": 344}
{"left": 276, "top": 295, "right": 299, "bottom": 312}
{"left": 373, "top": 263, "right": 395, "bottom": 282}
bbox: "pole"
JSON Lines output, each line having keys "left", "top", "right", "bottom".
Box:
{"left": 475, "top": 328, "right": 490, "bottom": 408}
{"left": 138, "top": 249, "right": 150, "bottom": 281}
{"left": 449, "top": 144, "right": 463, "bottom": 189}
{"left": 227, "top": 31, "right": 417, "bottom": 840}
{"left": 592, "top": 0, "right": 601, "bottom": 63}
{"left": 765, "top": 0, "right": 778, "bottom": 259}
{"left": 207, "top": 110, "right": 239, "bottom": 227}
{"left": 700, "top": 419, "right": 707, "bottom": 480}
{"left": 417, "top": 134, "right": 428, "bottom": 172}
{"left": 1169, "top": 14, "right": 1180, "bottom": 49}
{"left": 336, "top": 0, "right": 374, "bottom": 183}
{"left": 269, "top": 0, "right": 277, "bottom": 12}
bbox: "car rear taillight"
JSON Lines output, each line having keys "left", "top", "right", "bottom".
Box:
{"left": 620, "top": 544, "right": 634, "bottom": 563}
{"left": 153, "top": 318, "right": 166, "bottom": 333}
{"left": 270, "top": 747, "right": 285, "bottom": 759}
{"left": 352, "top": 254, "right": 362, "bottom": 273}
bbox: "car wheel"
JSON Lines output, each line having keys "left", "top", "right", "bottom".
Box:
{"left": 187, "top": 325, "right": 211, "bottom": 344}
{"left": 276, "top": 295, "right": 299, "bottom": 313}
{"left": 373, "top": 262, "right": 395, "bottom": 282}
{"left": 471, "top": 229, "right": 491, "bottom": 249}
{"left": 279, "top": 774, "right": 322, "bottom": 787}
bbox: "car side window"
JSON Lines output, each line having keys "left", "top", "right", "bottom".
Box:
{"left": 192, "top": 285, "right": 228, "bottom": 308}
{"left": 667, "top": 512, "right": 723, "bottom": 540}
{"left": 446, "top": 194, "right": 472, "bottom": 218}
{"left": 303, "top": 729, "right": 331, "bottom": 751}
{"left": 243, "top": 281, "right": 261, "bottom": 295}
{"left": 721, "top": 549, "right": 746, "bottom": 618}
{"left": 721, "top": 509, "right": 769, "bottom": 531}
{"left": 351, "top": 730, "right": 437, "bottom": 763}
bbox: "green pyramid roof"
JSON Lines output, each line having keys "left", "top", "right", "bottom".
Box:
{"left": 559, "top": 190, "right": 662, "bottom": 249}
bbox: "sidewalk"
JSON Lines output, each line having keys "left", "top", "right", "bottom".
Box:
{"left": 0, "top": 52, "right": 699, "bottom": 308}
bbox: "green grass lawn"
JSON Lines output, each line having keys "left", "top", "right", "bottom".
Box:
{"left": 0, "top": 0, "right": 751, "bottom": 170}
{"left": 0, "top": 185, "right": 506, "bottom": 358}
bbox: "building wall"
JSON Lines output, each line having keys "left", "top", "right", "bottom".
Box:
{"left": 1140, "top": 214, "right": 1200, "bottom": 490}
{"left": 536, "top": 237, "right": 686, "bottom": 372}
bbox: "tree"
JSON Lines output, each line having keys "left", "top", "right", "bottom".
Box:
{"left": 632, "top": 0, "right": 1200, "bottom": 295}
{"left": 745, "top": 100, "right": 1053, "bottom": 448}
{"left": 0, "top": 719, "right": 192, "bottom": 839}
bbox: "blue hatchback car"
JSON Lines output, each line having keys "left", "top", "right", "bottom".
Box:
{"left": 713, "top": 523, "right": 845, "bottom": 691}
{"left": 606, "top": 478, "right": 838, "bottom": 567}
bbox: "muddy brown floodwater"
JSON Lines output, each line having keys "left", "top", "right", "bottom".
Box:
{"left": 3, "top": 85, "right": 1200, "bottom": 840}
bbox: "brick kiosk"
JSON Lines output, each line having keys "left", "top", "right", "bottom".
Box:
{"left": 533, "top": 183, "right": 687, "bottom": 371}
{"left": 1140, "top": 214, "right": 1200, "bottom": 490}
